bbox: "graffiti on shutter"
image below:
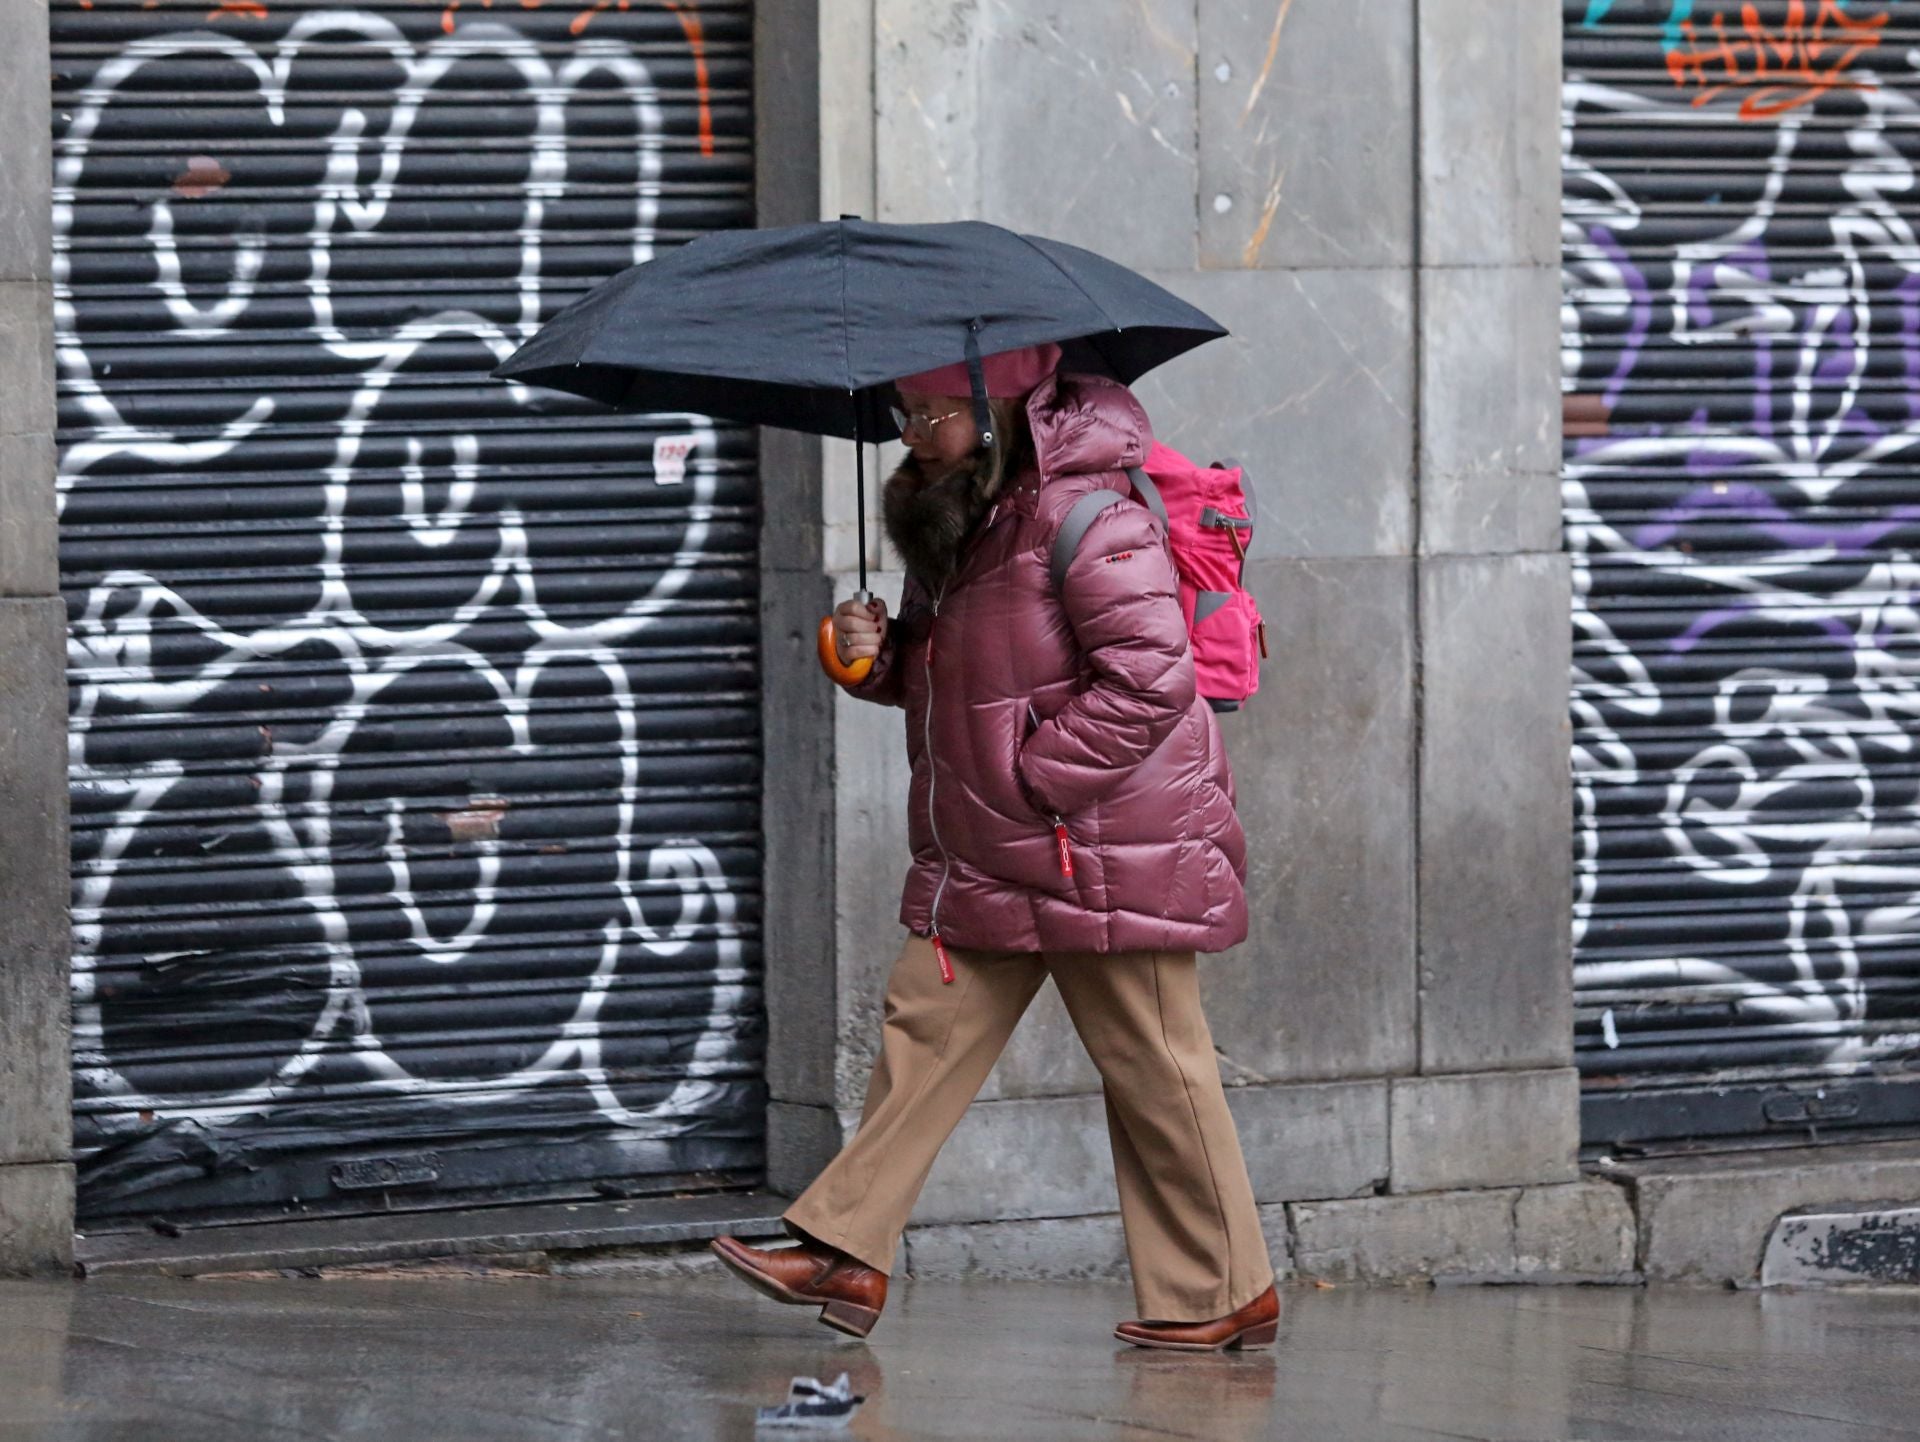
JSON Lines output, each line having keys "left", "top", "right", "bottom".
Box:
{"left": 54, "top": 1, "right": 764, "bottom": 1217}
{"left": 1563, "top": 1, "right": 1920, "bottom": 1143}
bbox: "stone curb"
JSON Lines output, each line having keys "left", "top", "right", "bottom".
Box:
{"left": 72, "top": 1191, "right": 789, "bottom": 1279}
{"left": 56, "top": 1141, "right": 1920, "bottom": 1288}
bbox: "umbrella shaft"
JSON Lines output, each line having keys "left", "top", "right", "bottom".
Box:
{"left": 856, "top": 433, "right": 868, "bottom": 593}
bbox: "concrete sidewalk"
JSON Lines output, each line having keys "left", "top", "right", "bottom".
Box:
{"left": 2, "top": 1268, "right": 1916, "bottom": 1441}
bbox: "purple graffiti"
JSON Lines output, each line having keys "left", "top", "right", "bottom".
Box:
{"left": 1564, "top": 22, "right": 1920, "bottom": 1101}
{"left": 1670, "top": 601, "right": 1862, "bottom": 656}
{"left": 1592, "top": 224, "right": 1653, "bottom": 412}
{"left": 1635, "top": 485, "right": 1920, "bottom": 555}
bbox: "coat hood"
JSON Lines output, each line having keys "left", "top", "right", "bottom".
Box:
{"left": 1026, "top": 371, "right": 1153, "bottom": 482}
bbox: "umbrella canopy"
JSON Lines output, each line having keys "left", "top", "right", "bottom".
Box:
{"left": 491, "top": 218, "right": 1226, "bottom": 440}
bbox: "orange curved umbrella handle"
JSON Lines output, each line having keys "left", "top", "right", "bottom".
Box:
{"left": 818, "top": 614, "right": 874, "bottom": 685}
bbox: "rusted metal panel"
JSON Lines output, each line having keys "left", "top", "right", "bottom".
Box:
{"left": 53, "top": 0, "right": 764, "bottom": 1220}
{"left": 1762, "top": 1205, "right": 1920, "bottom": 1286}
{"left": 1564, "top": 1, "right": 1920, "bottom": 1144}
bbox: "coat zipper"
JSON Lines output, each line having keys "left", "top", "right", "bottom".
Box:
{"left": 1026, "top": 702, "right": 1073, "bottom": 879}
{"left": 926, "top": 584, "right": 954, "bottom": 983}
{"left": 924, "top": 505, "right": 1019, "bottom": 984}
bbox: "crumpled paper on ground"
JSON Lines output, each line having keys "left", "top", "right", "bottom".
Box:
{"left": 755, "top": 1372, "right": 866, "bottom": 1431}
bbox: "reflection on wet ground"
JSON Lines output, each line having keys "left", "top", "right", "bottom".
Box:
{"left": 2, "top": 1270, "right": 1917, "bottom": 1439}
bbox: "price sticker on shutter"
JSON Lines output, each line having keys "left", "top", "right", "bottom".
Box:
{"left": 652, "top": 433, "right": 697, "bottom": 486}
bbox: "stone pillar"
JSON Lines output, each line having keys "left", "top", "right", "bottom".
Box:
{"left": 1401, "top": 0, "right": 1576, "bottom": 1190}
{"left": 757, "top": 0, "right": 1576, "bottom": 1251}
{"left": 845, "top": 0, "right": 1426, "bottom": 1227}
{"left": 1132, "top": 0, "right": 1424, "bottom": 1207}
{"left": 0, "top": 0, "right": 75, "bottom": 1277}
{"left": 755, "top": 0, "right": 918, "bottom": 1198}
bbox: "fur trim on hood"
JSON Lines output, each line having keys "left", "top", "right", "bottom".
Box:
{"left": 882, "top": 447, "right": 1005, "bottom": 591}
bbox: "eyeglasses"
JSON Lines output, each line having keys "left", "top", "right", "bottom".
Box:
{"left": 889, "top": 404, "right": 966, "bottom": 441}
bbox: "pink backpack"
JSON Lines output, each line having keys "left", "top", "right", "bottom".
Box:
{"left": 1050, "top": 440, "right": 1268, "bottom": 713}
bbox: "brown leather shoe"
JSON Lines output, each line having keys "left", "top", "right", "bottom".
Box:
{"left": 1114, "top": 1283, "right": 1280, "bottom": 1352}
{"left": 709, "top": 1234, "right": 889, "bottom": 1338}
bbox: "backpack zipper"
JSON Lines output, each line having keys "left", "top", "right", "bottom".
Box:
{"left": 926, "top": 584, "right": 954, "bottom": 982}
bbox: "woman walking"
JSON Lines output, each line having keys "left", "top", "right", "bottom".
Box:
{"left": 711, "top": 343, "right": 1276, "bottom": 1351}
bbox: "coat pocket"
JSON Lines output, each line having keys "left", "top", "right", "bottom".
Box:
{"left": 1023, "top": 701, "right": 1075, "bottom": 878}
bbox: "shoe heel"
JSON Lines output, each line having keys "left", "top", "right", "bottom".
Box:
{"left": 1232, "top": 1319, "right": 1278, "bottom": 1350}
{"left": 819, "top": 1300, "right": 880, "bottom": 1338}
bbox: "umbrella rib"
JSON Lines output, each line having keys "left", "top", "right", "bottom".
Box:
{"left": 570, "top": 260, "right": 628, "bottom": 369}
{"left": 1012, "top": 233, "right": 1122, "bottom": 333}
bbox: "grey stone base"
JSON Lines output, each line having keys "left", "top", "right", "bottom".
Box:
{"left": 772, "top": 1078, "right": 1396, "bottom": 1218}
{"left": 904, "top": 1213, "right": 1133, "bottom": 1283}
{"left": 1389, "top": 1069, "right": 1578, "bottom": 1192}
{"left": 0, "top": 1162, "right": 74, "bottom": 1277}
{"left": 898, "top": 1184, "right": 1624, "bottom": 1288}
{"left": 1610, "top": 1139, "right": 1920, "bottom": 1285}
{"left": 902, "top": 1208, "right": 1295, "bottom": 1286}
{"left": 64, "top": 1137, "right": 1920, "bottom": 1289}
{"left": 766, "top": 1099, "right": 843, "bottom": 1197}
{"left": 912, "top": 1080, "right": 1395, "bottom": 1224}
{"left": 1289, "top": 1180, "right": 1634, "bottom": 1284}
{"left": 771, "top": 1075, "right": 1405, "bottom": 1221}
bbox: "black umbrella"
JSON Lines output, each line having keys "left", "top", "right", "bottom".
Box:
{"left": 493, "top": 217, "right": 1225, "bottom": 440}
{"left": 491, "top": 217, "right": 1226, "bottom": 676}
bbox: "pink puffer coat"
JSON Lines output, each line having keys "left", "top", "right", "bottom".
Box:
{"left": 848, "top": 371, "right": 1249, "bottom": 955}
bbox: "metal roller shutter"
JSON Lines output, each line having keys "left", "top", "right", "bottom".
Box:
{"left": 1563, "top": 1, "right": 1920, "bottom": 1148}
{"left": 53, "top": 0, "right": 764, "bottom": 1222}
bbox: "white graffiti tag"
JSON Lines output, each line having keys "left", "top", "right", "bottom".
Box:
{"left": 54, "top": 7, "right": 756, "bottom": 1203}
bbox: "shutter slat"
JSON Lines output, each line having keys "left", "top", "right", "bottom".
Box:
{"left": 1565, "top": 1, "right": 1920, "bottom": 1140}
{"left": 54, "top": 0, "right": 763, "bottom": 1221}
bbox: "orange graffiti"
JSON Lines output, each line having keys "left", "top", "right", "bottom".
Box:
{"left": 407, "top": 0, "right": 711, "bottom": 153}
{"left": 664, "top": 1, "right": 714, "bottom": 158}
{"left": 1665, "top": 1, "right": 1887, "bottom": 121}
{"left": 437, "top": 0, "right": 506, "bottom": 32}
{"left": 207, "top": 0, "right": 269, "bottom": 18}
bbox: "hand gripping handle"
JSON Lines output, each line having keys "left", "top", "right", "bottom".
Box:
{"left": 818, "top": 589, "right": 876, "bottom": 685}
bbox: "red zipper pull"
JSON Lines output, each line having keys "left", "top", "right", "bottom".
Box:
{"left": 932, "top": 933, "right": 954, "bottom": 984}
{"left": 1054, "top": 820, "right": 1074, "bottom": 878}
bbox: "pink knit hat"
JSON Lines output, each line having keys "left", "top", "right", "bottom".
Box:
{"left": 893, "top": 341, "right": 1062, "bottom": 399}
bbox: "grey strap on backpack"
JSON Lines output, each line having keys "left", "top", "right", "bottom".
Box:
{"left": 1049, "top": 467, "right": 1169, "bottom": 593}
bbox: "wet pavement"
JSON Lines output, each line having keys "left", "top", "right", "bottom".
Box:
{"left": 2, "top": 1269, "right": 1917, "bottom": 1440}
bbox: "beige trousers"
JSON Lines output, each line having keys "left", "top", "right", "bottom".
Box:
{"left": 782, "top": 936, "right": 1274, "bottom": 1322}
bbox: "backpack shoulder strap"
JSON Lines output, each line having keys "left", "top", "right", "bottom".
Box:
{"left": 1126, "top": 465, "right": 1170, "bottom": 530}
{"left": 1050, "top": 489, "right": 1131, "bottom": 594}
{"left": 1047, "top": 467, "right": 1172, "bottom": 594}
